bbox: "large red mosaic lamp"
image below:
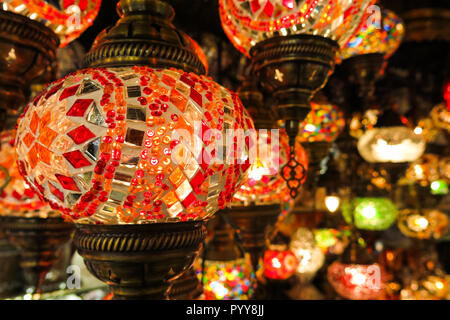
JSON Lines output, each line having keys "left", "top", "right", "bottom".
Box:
{"left": 15, "top": 0, "right": 255, "bottom": 299}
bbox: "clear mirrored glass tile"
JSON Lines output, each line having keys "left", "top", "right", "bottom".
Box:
{"left": 80, "top": 79, "right": 101, "bottom": 95}
{"left": 127, "top": 85, "right": 141, "bottom": 98}
{"left": 126, "top": 107, "right": 146, "bottom": 121}
{"left": 86, "top": 102, "right": 107, "bottom": 127}
{"left": 84, "top": 137, "right": 100, "bottom": 161}
{"left": 125, "top": 128, "right": 145, "bottom": 146}
{"left": 67, "top": 193, "right": 82, "bottom": 206}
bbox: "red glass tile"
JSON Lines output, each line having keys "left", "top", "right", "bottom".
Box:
{"left": 67, "top": 99, "right": 94, "bottom": 117}
{"left": 263, "top": 1, "right": 274, "bottom": 16}
{"left": 55, "top": 174, "right": 80, "bottom": 191}
{"left": 190, "top": 171, "right": 206, "bottom": 189}
{"left": 63, "top": 150, "right": 92, "bottom": 168}
{"left": 181, "top": 192, "right": 196, "bottom": 208}
{"left": 59, "top": 84, "right": 80, "bottom": 101}
{"left": 48, "top": 182, "right": 64, "bottom": 201}
{"left": 67, "top": 125, "right": 96, "bottom": 144}
{"left": 180, "top": 75, "right": 195, "bottom": 88}
{"left": 250, "top": 0, "right": 261, "bottom": 13}
{"left": 190, "top": 88, "right": 203, "bottom": 108}
{"left": 45, "top": 82, "right": 63, "bottom": 100}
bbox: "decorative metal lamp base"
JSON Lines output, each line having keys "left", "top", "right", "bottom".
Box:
{"left": 250, "top": 34, "right": 338, "bottom": 124}
{"left": 168, "top": 266, "right": 202, "bottom": 300}
{"left": 0, "top": 217, "right": 74, "bottom": 296}
{"left": 73, "top": 221, "right": 206, "bottom": 300}
{"left": 251, "top": 35, "right": 338, "bottom": 198}
{"left": 0, "top": 9, "right": 58, "bottom": 115}
{"left": 222, "top": 204, "right": 280, "bottom": 273}
{"left": 84, "top": 0, "right": 206, "bottom": 74}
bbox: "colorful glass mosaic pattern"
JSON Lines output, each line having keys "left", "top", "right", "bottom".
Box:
{"left": 0, "top": 130, "right": 57, "bottom": 217}
{"left": 297, "top": 102, "right": 345, "bottom": 143}
{"left": 1, "top": 0, "right": 101, "bottom": 47}
{"left": 328, "top": 261, "right": 386, "bottom": 300}
{"left": 339, "top": 9, "right": 404, "bottom": 61}
{"left": 232, "top": 129, "right": 308, "bottom": 205}
{"left": 16, "top": 66, "right": 255, "bottom": 224}
{"left": 198, "top": 258, "right": 256, "bottom": 300}
{"left": 263, "top": 248, "right": 298, "bottom": 280}
{"left": 342, "top": 197, "right": 397, "bottom": 231}
{"left": 397, "top": 209, "right": 449, "bottom": 240}
{"left": 219, "top": 0, "right": 373, "bottom": 57}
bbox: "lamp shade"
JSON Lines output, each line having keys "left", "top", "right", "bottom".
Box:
{"left": 198, "top": 258, "right": 256, "bottom": 300}
{"left": 397, "top": 209, "right": 449, "bottom": 240}
{"left": 342, "top": 197, "right": 397, "bottom": 231}
{"left": 339, "top": 9, "right": 404, "bottom": 61}
{"left": 357, "top": 126, "right": 425, "bottom": 163}
{"left": 290, "top": 227, "right": 324, "bottom": 282}
{"left": 328, "top": 261, "right": 386, "bottom": 300}
{"left": 297, "top": 102, "right": 345, "bottom": 143}
{"left": 1, "top": 0, "right": 102, "bottom": 47}
{"left": 219, "top": 0, "right": 373, "bottom": 56}
{"left": 232, "top": 129, "right": 308, "bottom": 205}
{"left": 263, "top": 247, "right": 298, "bottom": 280}
{"left": 15, "top": 66, "right": 255, "bottom": 224}
{"left": 0, "top": 129, "right": 56, "bottom": 217}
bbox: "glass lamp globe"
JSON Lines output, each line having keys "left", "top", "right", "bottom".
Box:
{"left": 0, "top": 129, "right": 57, "bottom": 218}
{"left": 357, "top": 126, "right": 425, "bottom": 163}
{"left": 397, "top": 209, "right": 449, "bottom": 240}
{"left": 219, "top": 0, "right": 373, "bottom": 57}
{"left": 342, "top": 197, "right": 397, "bottom": 231}
{"left": 232, "top": 130, "right": 308, "bottom": 206}
{"left": 328, "top": 261, "right": 386, "bottom": 300}
{"left": 263, "top": 246, "right": 298, "bottom": 280}
{"left": 15, "top": 66, "right": 254, "bottom": 224}
{"left": 196, "top": 258, "right": 256, "bottom": 300}
{"left": 297, "top": 101, "right": 345, "bottom": 143}
{"left": 339, "top": 9, "right": 404, "bottom": 61}
{"left": 1, "top": 0, "right": 102, "bottom": 47}
{"left": 290, "top": 227, "right": 325, "bottom": 283}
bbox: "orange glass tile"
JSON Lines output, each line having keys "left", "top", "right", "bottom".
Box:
{"left": 162, "top": 190, "right": 178, "bottom": 208}
{"left": 169, "top": 167, "right": 185, "bottom": 188}
{"left": 170, "top": 89, "right": 188, "bottom": 112}
{"left": 38, "top": 125, "right": 59, "bottom": 147}
{"left": 29, "top": 112, "right": 40, "bottom": 134}
{"left": 22, "top": 132, "right": 35, "bottom": 148}
{"left": 39, "top": 110, "right": 52, "bottom": 128}
{"left": 37, "top": 143, "right": 52, "bottom": 165}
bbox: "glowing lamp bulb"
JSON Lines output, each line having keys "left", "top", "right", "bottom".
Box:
{"left": 325, "top": 196, "right": 340, "bottom": 213}
{"left": 413, "top": 217, "right": 429, "bottom": 231}
{"left": 271, "top": 258, "right": 281, "bottom": 269}
{"left": 361, "top": 205, "right": 376, "bottom": 219}
{"left": 414, "top": 127, "right": 423, "bottom": 135}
